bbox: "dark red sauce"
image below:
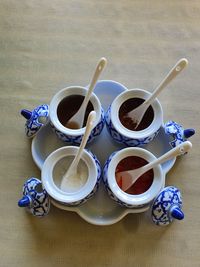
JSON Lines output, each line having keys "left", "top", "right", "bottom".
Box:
{"left": 57, "top": 95, "right": 94, "bottom": 129}
{"left": 119, "top": 98, "right": 154, "bottom": 131}
{"left": 115, "top": 156, "right": 154, "bottom": 195}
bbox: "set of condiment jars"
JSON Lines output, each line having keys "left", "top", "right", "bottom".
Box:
{"left": 19, "top": 80, "right": 195, "bottom": 226}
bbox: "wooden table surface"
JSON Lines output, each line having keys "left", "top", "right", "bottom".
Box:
{"left": 0, "top": 1, "right": 199, "bottom": 266}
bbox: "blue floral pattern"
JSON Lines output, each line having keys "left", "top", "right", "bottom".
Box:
{"left": 24, "top": 104, "right": 49, "bottom": 138}
{"left": 20, "top": 177, "right": 50, "bottom": 217}
{"left": 51, "top": 107, "right": 105, "bottom": 145}
{"left": 164, "top": 121, "right": 185, "bottom": 148}
{"left": 164, "top": 120, "right": 195, "bottom": 151}
{"left": 105, "top": 106, "right": 159, "bottom": 147}
{"left": 151, "top": 186, "right": 183, "bottom": 226}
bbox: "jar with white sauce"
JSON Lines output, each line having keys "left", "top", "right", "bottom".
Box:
{"left": 41, "top": 146, "right": 101, "bottom": 206}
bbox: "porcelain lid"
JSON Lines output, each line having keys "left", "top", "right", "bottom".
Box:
{"left": 21, "top": 104, "right": 49, "bottom": 138}
{"left": 151, "top": 186, "right": 184, "bottom": 226}
{"left": 164, "top": 120, "right": 195, "bottom": 148}
{"left": 18, "top": 177, "right": 50, "bottom": 217}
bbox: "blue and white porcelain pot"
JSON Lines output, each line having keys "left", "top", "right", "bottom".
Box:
{"left": 41, "top": 146, "right": 101, "bottom": 206}
{"left": 105, "top": 88, "right": 163, "bottom": 147}
{"left": 21, "top": 86, "right": 105, "bottom": 145}
{"left": 18, "top": 177, "right": 50, "bottom": 217}
{"left": 103, "top": 147, "right": 164, "bottom": 208}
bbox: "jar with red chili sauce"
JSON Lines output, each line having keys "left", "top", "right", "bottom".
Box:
{"left": 103, "top": 147, "right": 164, "bottom": 208}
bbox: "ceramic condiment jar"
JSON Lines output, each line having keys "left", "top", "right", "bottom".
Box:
{"left": 103, "top": 147, "right": 164, "bottom": 208}
{"left": 18, "top": 146, "right": 101, "bottom": 216}
{"left": 105, "top": 88, "right": 163, "bottom": 147}
{"left": 41, "top": 146, "right": 101, "bottom": 206}
{"left": 21, "top": 86, "right": 105, "bottom": 145}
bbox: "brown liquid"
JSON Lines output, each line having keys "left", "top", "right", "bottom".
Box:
{"left": 119, "top": 98, "right": 154, "bottom": 131}
{"left": 115, "top": 156, "right": 154, "bottom": 195}
{"left": 57, "top": 95, "right": 94, "bottom": 129}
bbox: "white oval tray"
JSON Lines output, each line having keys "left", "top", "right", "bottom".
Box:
{"left": 31, "top": 80, "right": 176, "bottom": 225}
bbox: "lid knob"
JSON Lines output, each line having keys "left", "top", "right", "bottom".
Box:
{"left": 21, "top": 109, "right": 32, "bottom": 120}
{"left": 18, "top": 195, "right": 32, "bottom": 207}
{"left": 184, "top": 128, "right": 195, "bottom": 139}
{"left": 170, "top": 206, "right": 184, "bottom": 220}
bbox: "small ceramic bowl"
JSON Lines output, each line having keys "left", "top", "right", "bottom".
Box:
{"left": 105, "top": 88, "right": 163, "bottom": 147}
{"left": 41, "top": 146, "right": 101, "bottom": 206}
{"left": 103, "top": 147, "right": 164, "bottom": 208}
{"left": 21, "top": 86, "right": 105, "bottom": 145}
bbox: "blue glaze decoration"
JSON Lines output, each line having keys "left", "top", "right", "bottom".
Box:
{"left": 51, "top": 107, "right": 105, "bottom": 145}
{"left": 21, "top": 109, "right": 32, "bottom": 120}
{"left": 18, "top": 177, "right": 50, "bottom": 217}
{"left": 170, "top": 206, "right": 184, "bottom": 220}
{"left": 18, "top": 195, "right": 31, "bottom": 207}
{"left": 21, "top": 104, "right": 49, "bottom": 138}
{"left": 105, "top": 105, "right": 159, "bottom": 147}
{"left": 164, "top": 121, "right": 195, "bottom": 148}
{"left": 151, "top": 186, "right": 184, "bottom": 226}
{"left": 184, "top": 128, "right": 195, "bottom": 139}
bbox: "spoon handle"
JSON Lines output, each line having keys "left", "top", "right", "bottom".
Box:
{"left": 121, "top": 141, "right": 192, "bottom": 191}
{"left": 64, "top": 111, "right": 96, "bottom": 176}
{"left": 144, "top": 58, "right": 188, "bottom": 106}
{"left": 134, "top": 141, "right": 192, "bottom": 179}
{"left": 79, "top": 57, "right": 107, "bottom": 126}
{"left": 88, "top": 57, "right": 107, "bottom": 94}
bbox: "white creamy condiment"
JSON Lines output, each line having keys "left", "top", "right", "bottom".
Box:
{"left": 53, "top": 156, "right": 88, "bottom": 193}
{"left": 61, "top": 161, "right": 88, "bottom": 193}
